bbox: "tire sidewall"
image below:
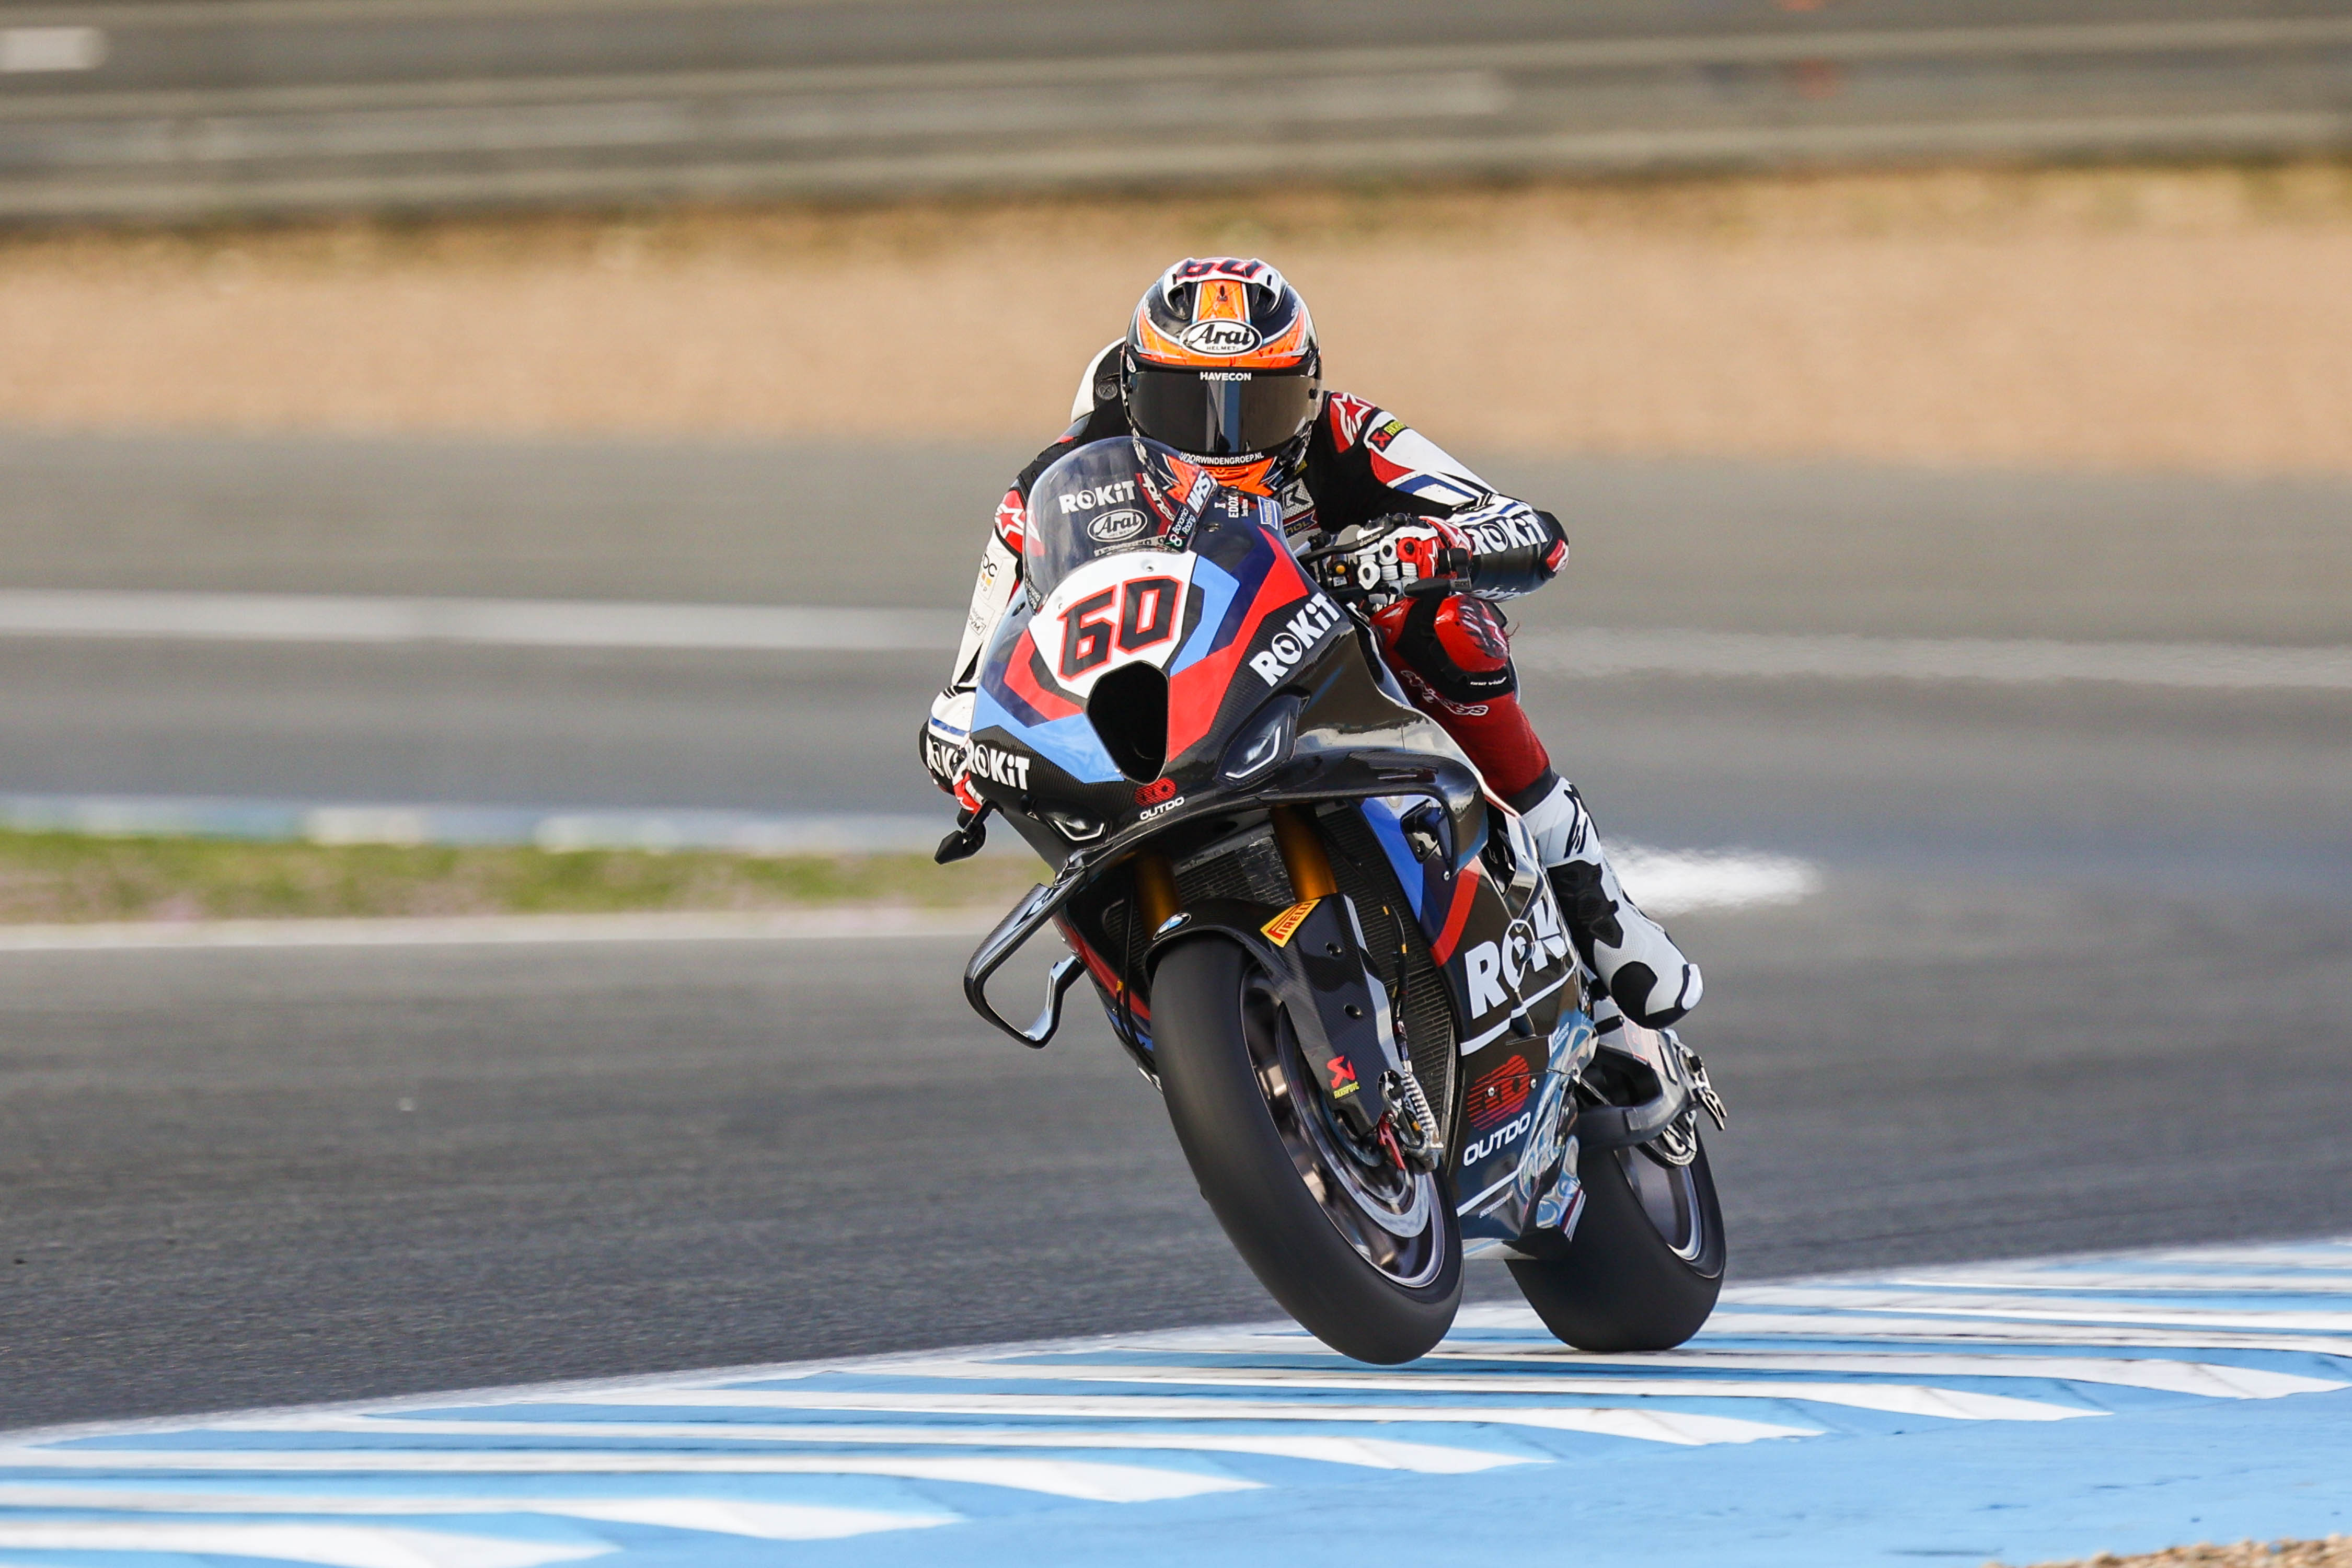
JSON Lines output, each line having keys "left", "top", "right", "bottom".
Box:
{"left": 1152, "top": 935, "right": 1462, "bottom": 1362}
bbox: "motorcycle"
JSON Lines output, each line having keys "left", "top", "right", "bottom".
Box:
{"left": 941, "top": 435, "right": 1727, "bottom": 1364}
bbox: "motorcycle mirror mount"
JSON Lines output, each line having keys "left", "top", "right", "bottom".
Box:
{"left": 935, "top": 801, "right": 996, "bottom": 864}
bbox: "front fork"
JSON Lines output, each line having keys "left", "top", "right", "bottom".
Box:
{"left": 1134, "top": 806, "right": 1443, "bottom": 1171}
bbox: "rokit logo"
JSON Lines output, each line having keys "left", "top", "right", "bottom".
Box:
{"left": 1086, "top": 508, "right": 1149, "bottom": 543}
{"left": 1247, "top": 594, "right": 1343, "bottom": 686}
{"left": 1462, "top": 1109, "right": 1534, "bottom": 1166}
{"left": 1179, "top": 319, "right": 1263, "bottom": 356}
{"left": 1058, "top": 480, "right": 1138, "bottom": 514}
{"left": 1463, "top": 900, "right": 1573, "bottom": 1018}
{"left": 965, "top": 742, "right": 1031, "bottom": 791}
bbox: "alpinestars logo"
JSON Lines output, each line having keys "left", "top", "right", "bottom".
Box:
{"left": 965, "top": 742, "right": 1031, "bottom": 790}
{"left": 1247, "top": 594, "right": 1343, "bottom": 686}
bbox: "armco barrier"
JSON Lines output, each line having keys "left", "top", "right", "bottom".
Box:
{"left": 3, "top": 9, "right": 2351, "bottom": 223}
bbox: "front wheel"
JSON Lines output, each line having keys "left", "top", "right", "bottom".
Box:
{"left": 1508, "top": 1125, "right": 1726, "bottom": 1351}
{"left": 1151, "top": 936, "right": 1461, "bottom": 1364}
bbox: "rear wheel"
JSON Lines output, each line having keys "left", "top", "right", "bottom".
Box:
{"left": 1508, "top": 1120, "right": 1725, "bottom": 1352}
{"left": 1152, "top": 936, "right": 1461, "bottom": 1364}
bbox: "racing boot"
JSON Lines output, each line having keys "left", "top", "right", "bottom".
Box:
{"left": 1512, "top": 771, "right": 1702, "bottom": 1029}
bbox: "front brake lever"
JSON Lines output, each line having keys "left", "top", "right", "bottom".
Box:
{"left": 935, "top": 801, "right": 994, "bottom": 864}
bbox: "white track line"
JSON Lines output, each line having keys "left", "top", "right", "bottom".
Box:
{"left": 1417, "top": 1347, "right": 2342, "bottom": 1399}
{"left": 1728, "top": 1286, "right": 2352, "bottom": 1333}
{"left": 674, "top": 1364, "right": 2090, "bottom": 1423}
{"left": 0, "top": 1523, "right": 603, "bottom": 1568}
{"left": 1514, "top": 627, "right": 2352, "bottom": 691}
{"left": 0, "top": 1449, "right": 1252, "bottom": 1504}
{"left": 0, "top": 591, "right": 959, "bottom": 652}
{"left": 0, "top": 1493, "right": 948, "bottom": 1542}
{"left": 207, "top": 1418, "right": 1528, "bottom": 1474}
{"left": 4, "top": 590, "right": 2346, "bottom": 693}
{"left": 342, "top": 1393, "right": 1809, "bottom": 1447}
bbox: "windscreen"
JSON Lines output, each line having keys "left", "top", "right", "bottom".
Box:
{"left": 1022, "top": 436, "right": 1260, "bottom": 599}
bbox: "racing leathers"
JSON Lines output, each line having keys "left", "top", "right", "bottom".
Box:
{"left": 923, "top": 345, "right": 1702, "bottom": 1029}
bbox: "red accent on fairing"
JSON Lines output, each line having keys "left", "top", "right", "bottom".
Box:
{"left": 1467, "top": 1053, "right": 1537, "bottom": 1130}
{"left": 1428, "top": 860, "right": 1484, "bottom": 965}
{"left": 1544, "top": 538, "right": 1569, "bottom": 573}
{"left": 1058, "top": 918, "right": 1151, "bottom": 1023}
{"left": 1367, "top": 449, "right": 1413, "bottom": 488}
{"left": 1002, "top": 630, "right": 1082, "bottom": 720}
{"left": 1162, "top": 557, "right": 1313, "bottom": 759}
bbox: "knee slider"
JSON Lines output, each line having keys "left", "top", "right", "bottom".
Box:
{"left": 1390, "top": 594, "right": 1517, "bottom": 706}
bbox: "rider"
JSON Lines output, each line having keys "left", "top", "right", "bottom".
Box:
{"left": 921, "top": 257, "right": 1702, "bottom": 1030}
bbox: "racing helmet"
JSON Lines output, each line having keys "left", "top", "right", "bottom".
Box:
{"left": 1121, "top": 258, "right": 1321, "bottom": 482}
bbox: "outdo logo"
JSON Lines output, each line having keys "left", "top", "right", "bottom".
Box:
{"left": 1086, "top": 508, "right": 1149, "bottom": 544}
{"left": 1462, "top": 1110, "right": 1534, "bottom": 1167}
{"left": 1179, "top": 320, "right": 1263, "bottom": 357}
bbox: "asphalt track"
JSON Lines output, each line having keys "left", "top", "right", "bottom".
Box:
{"left": 0, "top": 431, "right": 2348, "bottom": 1437}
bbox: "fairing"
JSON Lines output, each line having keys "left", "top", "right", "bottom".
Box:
{"left": 960, "top": 457, "right": 1591, "bottom": 1260}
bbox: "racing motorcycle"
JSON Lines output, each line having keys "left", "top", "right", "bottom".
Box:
{"left": 941, "top": 435, "right": 1726, "bottom": 1364}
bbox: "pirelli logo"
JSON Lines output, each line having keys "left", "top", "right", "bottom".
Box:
{"left": 1261, "top": 900, "right": 1317, "bottom": 947}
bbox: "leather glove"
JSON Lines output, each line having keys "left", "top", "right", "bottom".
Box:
{"left": 1314, "top": 515, "right": 1473, "bottom": 609}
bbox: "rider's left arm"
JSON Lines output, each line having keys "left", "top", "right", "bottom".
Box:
{"left": 1325, "top": 406, "right": 1569, "bottom": 600}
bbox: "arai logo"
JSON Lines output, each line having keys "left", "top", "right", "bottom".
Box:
{"left": 1179, "top": 319, "right": 1263, "bottom": 356}
{"left": 1086, "top": 508, "right": 1148, "bottom": 544}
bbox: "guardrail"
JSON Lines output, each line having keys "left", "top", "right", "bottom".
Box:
{"left": 3, "top": 8, "right": 2351, "bottom": 222}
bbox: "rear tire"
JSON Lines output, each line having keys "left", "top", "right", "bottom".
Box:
{"left": 1152, "top": 936, "right": 1461, "bottom": 1364}
{"left": 1508, "top": 1129, "right": 1725, "bottom": 1352}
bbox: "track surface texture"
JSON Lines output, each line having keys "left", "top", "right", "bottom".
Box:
{"left": 0, "top": 431, "right": 2346, "bottom": 1434}
{"left": 3, "top": 879, "right": 2348, "bottom": 1434}
{"left": 3, "top": 1241, "right": 2349, "bottom": 1566}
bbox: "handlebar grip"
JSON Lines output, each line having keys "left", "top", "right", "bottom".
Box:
{"left": 1467, "top": 542, "right": 1551, "bottom": 595}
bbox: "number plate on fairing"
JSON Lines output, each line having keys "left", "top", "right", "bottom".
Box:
{"left": 1029, "top": 550, "right": 1201, "bottom": 698}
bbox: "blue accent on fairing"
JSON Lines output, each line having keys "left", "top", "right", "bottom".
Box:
{"left": 974, "top": 603, "right": 1055, "bottom": 729}
{"left": 1171, "top": 554, "right": 1239, "bottom": 675}
{"left": 1357, "top": 798, "right": 1426, "bottom": 921}
{"left": 969, "top": 687, "right": 1121, "bottom": 784}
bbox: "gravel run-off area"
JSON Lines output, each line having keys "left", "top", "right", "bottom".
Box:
{"left": 2, "top": 164, "right": 2351, "bottom": 474}
{"left": 2024, "top": 1540, "right": 2352, "bottom": 1568}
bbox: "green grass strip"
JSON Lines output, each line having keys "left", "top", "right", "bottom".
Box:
{"left": 0, "top": 829, "right": 1041, "bottom": 924}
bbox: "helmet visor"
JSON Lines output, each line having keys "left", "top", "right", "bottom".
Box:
{"left": 1126, "top": 366, "right": 1319, "bottom": 459}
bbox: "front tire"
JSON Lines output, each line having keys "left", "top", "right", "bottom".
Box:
{"left": 1508, "top": 1128, "right": 1725, "bottom": 1351}
{"left": 1152, "top": 936, "right": 1461, "bottom": 1364}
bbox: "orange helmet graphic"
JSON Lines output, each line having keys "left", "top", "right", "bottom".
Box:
{"left": 1123, "top": 258, "right": 1322, "bottom": 470}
